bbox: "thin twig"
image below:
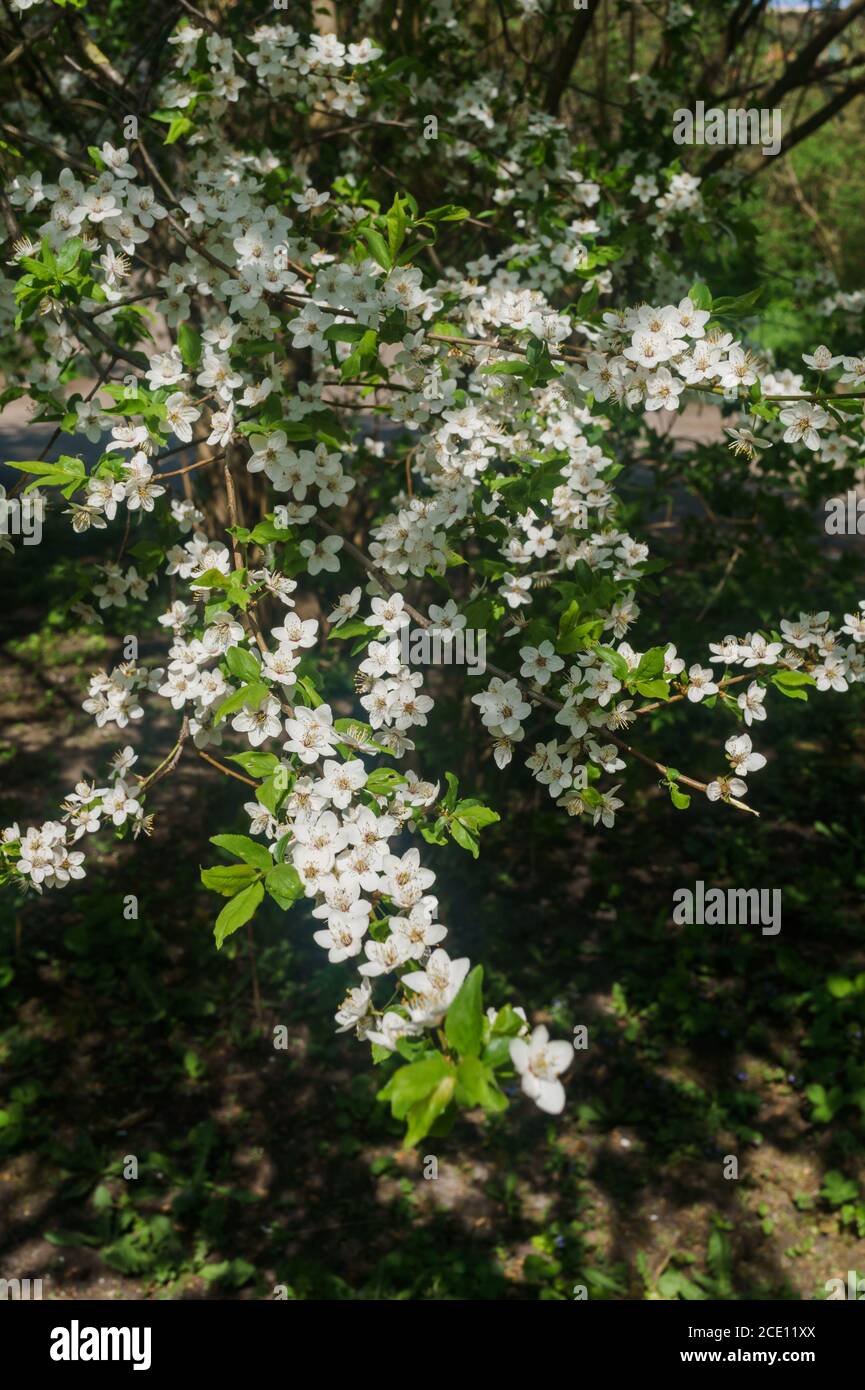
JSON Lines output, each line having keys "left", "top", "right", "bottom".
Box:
{"left": 195, "top": 748, "right": 257, "bottom": 787}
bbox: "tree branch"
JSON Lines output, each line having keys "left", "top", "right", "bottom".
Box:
{"left": 543, "top": 4, "right": 596, "bottom": 115}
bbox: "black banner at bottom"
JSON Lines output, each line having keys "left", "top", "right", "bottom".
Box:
{"left": 1, "top": 1295, "right": 861, "bottom": 1374}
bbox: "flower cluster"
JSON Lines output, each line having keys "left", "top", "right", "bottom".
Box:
{"left": 2, "top": 3, "right": 864, "bottom": 1143}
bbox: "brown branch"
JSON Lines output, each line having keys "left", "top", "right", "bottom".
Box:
{"left": 0, "top": 14, "right": 63, "bottom": 69}
{"left": 544, "top": 5, "right": 597, "bottom": 115}
{"left": 66, "top": 306, "right": 149, "bottom": 371}
{"left": 0, "top": 121, "right": 92, "bottom": 175}
{"left": 609, "top": 735, "right": 759, "bottom": 818}
{"left": 158, "top": 452, "right": 224, "bottom": 480}
{"left": 762, "top": 0, "right": 865, "bottom": 110}
{"left": 196, "top": 748, "right": 257, "bottom": 786}
{"left": 223, "top": 451, "right": 271, "bottom": 661}
{"left": 702, "top": 73, "right": 865, "bottom": 179}
{"left": 138, "top": 717, "right": 190, "bottom": 791}
{"left": 428, "top": 332, "right": 589, "bottom": 361}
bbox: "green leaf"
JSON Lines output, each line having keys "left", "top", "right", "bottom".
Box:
{"left": 827, "top": 398, "right": 862, "bottom": 418}
{"left": 256, "top": 773, "right": 283, "bottom": 816}
{"left": 479, "top": 359, "right": 533, "bottom": 377}
{"left": 453, "top": 801, "right": 500, "bottom": 831}
{"left": 294, "top": 675, "right": 323, "bottom": 708}
{"left": 820, "top": 1170, "right": 859, "bottom": 1207}
{"left": 558, "top": 617, "right": 604, "bottom": 655}
{"left": 210, "top": 834, "right": 273, "bottom": 871}
{"left": 419, "top": 820, "right": 448, "bottom": 847}
{"left": 455, "top": 1056, "right": 508, "bottom": 1112}
{"left": 633, "top": 646, "right": 666, "bottom": 681}
{"left": 264, "top": 862, "right": 303, "bottom": 909}
{"left": 323, "top": 323, "right": 370, "bottom": 344}
{"left": 490, "top": 1004, "right": 526, "bottom": 1037}
{"left": 826, "top": 974, "right": 861, "bottom": 999}
{"left": 43, "top": 1229, "right": 102, "bottom": 1248}
{"left": 404, "top": 1076, "right": 456, "bottom": 1148}
{"left": 224, "top": 646, "right": 261, "bottom": 683}
{"left": 225, "top": 750, "right": 280, "bottom": 777}
{"left": 482, "top": 1035, "right": 513, "bottom": 1068}
{"left": 448, "top": 818, "right": 479, "bottom": 857}
{"left": 4, "top": 455, "right": 86, "bottom": 498}
{"left": 214, "top": 879, "right": 264, "bottom": 949}
{"left": 365, "top": 767, "right": 406, "bottom": 796}
{"left": 385, "top": 192, "right": 408, "bottom": 260}
{"left": 213, "top": 682, "right": 269, "bottom": 725}
{"left": 200, "top": 863, "right": 260, "bottom": 897}
{"left": 164, "top": 115, "right": 194, "bottom": 145}
{"left": 377, "top": 1055, "right": 453, "bottom": 1119}
{"left": 657, "top": 1269, "right": 708, "bottom": 1301}
{"left": 523, "top": 1254, "right": 562, "bottom": 1284}
{"left": 773, "top": 670, "right": 814, "bottom": 686}
{"left": 5, "top": 459, "right": 73, "bottom": 475}
{"left": 362, "top": 228, "right": 392, "bottom": 270}
{"left": 57, "top": 238, "right": 83, "bottom": 274}
{"left": 636, "top": 679, "right": 670, "bottom": 699}
{"left": 445, "top": 965, "right": 484, "bottom": 1057}
{"left": 177, "top": 322, "right": 202, "bottom": 370}
{"left": 396, "top": 238, "right": 432, "bottom": 266}
{"left": 557, "top": 599, "right": 581, "bottom": 640}
{"left": 772, "top": 669, "right": 814, "bottom": 702}
{"left": 711, "top": 286, "right": 763, "bottom": 316}
{"left": 328, "top": 619, "right": 374, "bottom": 640}
{"left": 340, "top": 328, "right": 378, "bottom": 381}
{"left": 422, "top": 203, "right": 470, "bottom": 223}
{"left": 190, "top": 568, "right": 229, "bottom": 590}
{"left": 183, "top": 1050, "right": 204, "bottom": 1080}
{"left": 806, "top": 1083, "right": 843, "bottom": 1125}
{"left": 772, "top": 682, "right": 808, "bottom": 702}
{"left": 224, "top": 570, "right": 252, "bottom": 611}
{"left": 200, "top": 1257, "right": 254, "bottom": 1288}
{"left": 594, "top": 645, "right": 629, "bottom": 681}
{"left": 688, "top": 282, "right": 712, "bottom": 311}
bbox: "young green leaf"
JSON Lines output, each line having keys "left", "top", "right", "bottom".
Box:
{"left": 200, "top": 863, "right": 260, "bottom": 897}
{"left": 214, "top": 879, "right": 264, "bottom": 949}
{"left": 445, "top": 965, "right": 484, "bottom": 1057}
{"left": 210, "top": 834, "right": 273, "bottom": 871}
{"left": 264, "top": 862, "right": 303, "bottom": 909}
